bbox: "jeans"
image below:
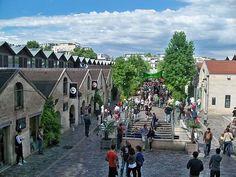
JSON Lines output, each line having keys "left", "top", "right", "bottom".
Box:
{"left": 210, "top": 170, "right": 220, "bottom": 177}
{"left": 224, "top": 141, "right": 232, "bottom": 156}
{"left": 165, "top": 114, "right": 171, "bottom": 123}
{"left": 120, "top": 159, "right": 128, "bottom": 177}
{"left": 204, "top": 143, "right": 211, "bottom": 156}
{"left": 38, "top": 139, "right": 43, "bottom": 154}
{"left": 136, "top": 165, "right": 142, "bottom": 177}
{"left": 85, "top": 125, "right": 90, "bottom": 137}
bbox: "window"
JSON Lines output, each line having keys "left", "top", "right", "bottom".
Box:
{"left": 15, "top": 82, "right": 24, "bottom": 109}
{"left": 63, "top": 102, "right": 68, "bottom": 111}
{"left": 212, "top": 97, "right": 216, "bottom": 105}
{"left": 8, "top": 56, "right": 14, "bottom": 67}
{"left": 87, "top": 76, "right": 90, "bottom": 90}
{"left": 19, "top": 57, "right": 28, "bottom": 68}
{"left": 225, "top": 95, "right": 231, "bottom": 108}
{"left": 63, "top": 77, "right": 68, "bottom": 95}
{"left": 59, "top": 61, "right": 64, "bottom": 68}
{"left": 48, "top": 60, "right": 54, "bottom": 68}
{"left": 35, "top": 58, "right": 42, "bottom": 68}
{"left": 0, "top": 55, "right": 8, "bottom": 67}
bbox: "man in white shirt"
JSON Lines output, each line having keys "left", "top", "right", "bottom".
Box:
{"left": 15, "top": 129, "right": 26, "bottom": 165}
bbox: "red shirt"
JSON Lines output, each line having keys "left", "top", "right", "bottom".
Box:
{"left": 106, "top": 150, "right": 117, "bottom": 167}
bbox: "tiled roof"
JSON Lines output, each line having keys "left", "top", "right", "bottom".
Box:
{"left": 89, "top": 69, "right": 101, "bottom": 81}
{"left": 66, "top": 69, "right": 88, "bottom": 87}
{"left": 21, "top": 68, "right": 64, "bottom": 97}
{"left": 0, "top": 69, "right": 17, "bottom": 93}
{"left": 205, "top": 60, "right": 236, "bottom": 74}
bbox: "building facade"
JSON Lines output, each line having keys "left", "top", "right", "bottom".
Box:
{"left": 198, "top": 60, "right": 236, "bottom": 114}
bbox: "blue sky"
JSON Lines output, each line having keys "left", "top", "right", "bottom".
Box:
{"left": 0, "top": 0, "right": 235, "bottom": 59}
{"left": 0, "top": 0, "right": 186, "bottom": 19}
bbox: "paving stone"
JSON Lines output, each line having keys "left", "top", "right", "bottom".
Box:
{"left": 1, "top": 108, "right": 236, "bottom": 177}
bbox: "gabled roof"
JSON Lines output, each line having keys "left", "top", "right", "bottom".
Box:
{"left": 205, "top": 60, "right": 236, "bottom": 74}
{"left": 65, "top": 54, "right": 74, "bottom": 62}
{"left": 29, "top": 48, "right": 47, "bottom": 58}
{"left": 11, "top": 46, "right": 33, "bottom": 57}
{"left": 89, "top": 69, "right": 101, "bottom": 81}
{"left": 55, "top": 53, "right": 67, "bottom": 61}
{"left": 0, "top": 69, "right": 18, "bottom": 93}
{"left": 0, "top": 41, "right": 16, "bottom": 55}
{"left": 72, "top": 56, "right": 79, "bottom": 62}
{"left": 44, "top": 51, "right": 57, "bottom": 60}
{"left": 66, "top": 69, "right": 88, "bottom": 88}
{"left": 21, "top": 68, "right": 64, "bottom": 97}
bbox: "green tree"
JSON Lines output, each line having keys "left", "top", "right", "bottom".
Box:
{"left": 43, "top": 45, "right": 52, "bottom": 51}
{"left": 112, "top": 55, "right": 150, "bottom": 99}
{"left": 71, "top": 47, "right": 97, "bottom": 59}
{"left": 41, "top": 97, "right": 62, "bottom": 147}
{"left": 27, "top": 40, "right": 40, "bottom": 48}
{"left": 162, "top": 31, "right": 196, "bottom": 100}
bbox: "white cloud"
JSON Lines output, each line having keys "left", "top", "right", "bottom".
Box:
{"left": 0, "top": 0, "right": 235, "bottom": 58}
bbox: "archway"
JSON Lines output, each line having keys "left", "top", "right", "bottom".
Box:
{"left": 69, "top": 105, "right": 75, "bottom": 128}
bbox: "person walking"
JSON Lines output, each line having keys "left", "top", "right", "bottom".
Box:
{"left": 140, "top": 124, "right": 148, "bottom": 151}
{"left": 151, "top": 113, "right": 158, "bottom": 130}
{"left": 187, "top": 151, "right": 204, "bottom": 177}
{"left": 84, "top": 113, "right": 91, "bottom": 137}
{"left": 147, "top": 127, "right": 155, "bottom": 151}
{"left": 120, "top": 141, "right": 131, "bottom": 177}
{"left": 209, "top": 148, "right": 222, "bottom": 177}
{"left": 37, "top": 127, "right": 44, "bottom": 155}
{"left": 106, "top": 144, "right": 119, "bottom": 177}
{"left": 203, "top": 128, "right": 213, "bottom": 157}
{"left": 127, "top": 147, "right": 136, "bottom": 177}
{"left": 15, "top": 129, "right": 26, "bottom": 165}
{"left": 117, "top": 123, "right": 124, "bottom": 150}
{"left": 136, "top": 145, "right": 144, "bottom": 177}
{"left": 223, "top": 128, "right": 234, "bottom": 157}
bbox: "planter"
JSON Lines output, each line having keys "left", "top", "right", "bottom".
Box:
{"left": 100, "top": 138, "right": 113, "bottom": 149}
{"left": 185, "top": 142, "right": 198, "bottom": 154}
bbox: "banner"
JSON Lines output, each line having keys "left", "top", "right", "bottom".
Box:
{"left": 69, "top": 83, "right": 77, "bottom": 98}
{"left": 143, "top": 70, "right": 163, "bottom": 79}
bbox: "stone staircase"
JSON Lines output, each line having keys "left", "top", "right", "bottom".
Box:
{"left": 126, "top": 119, "right": 179, "bottom": 139}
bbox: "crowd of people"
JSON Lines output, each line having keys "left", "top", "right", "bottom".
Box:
{"left": 106, "top": 141, "right": 144, "bottom": 177}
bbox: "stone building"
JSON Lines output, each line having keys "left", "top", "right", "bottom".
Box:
{"left": 0, "top": 69, "right": 45, "bottom": 165}
{"left": 198, "top": 60, "right": 236, "bottom": 114}
{"left": 22, "top": 68, "right": 79, "bottom": 132}
{"left": 66, "top": 69, "right": 93, "bottom": 122}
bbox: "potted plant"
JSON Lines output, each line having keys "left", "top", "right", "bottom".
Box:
{"left": 185, "top": 119, "right": 201, "bottom": 154}
{"left": 94, "top": 119, "right": 117, "bottom": 149}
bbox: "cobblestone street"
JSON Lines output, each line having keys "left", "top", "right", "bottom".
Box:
{"left": 1, "top": 107, "right": 236, "bottom": 177}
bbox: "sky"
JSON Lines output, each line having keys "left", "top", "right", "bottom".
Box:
{"left": 0, "top": 0, "right": 235, "bottom": 59}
